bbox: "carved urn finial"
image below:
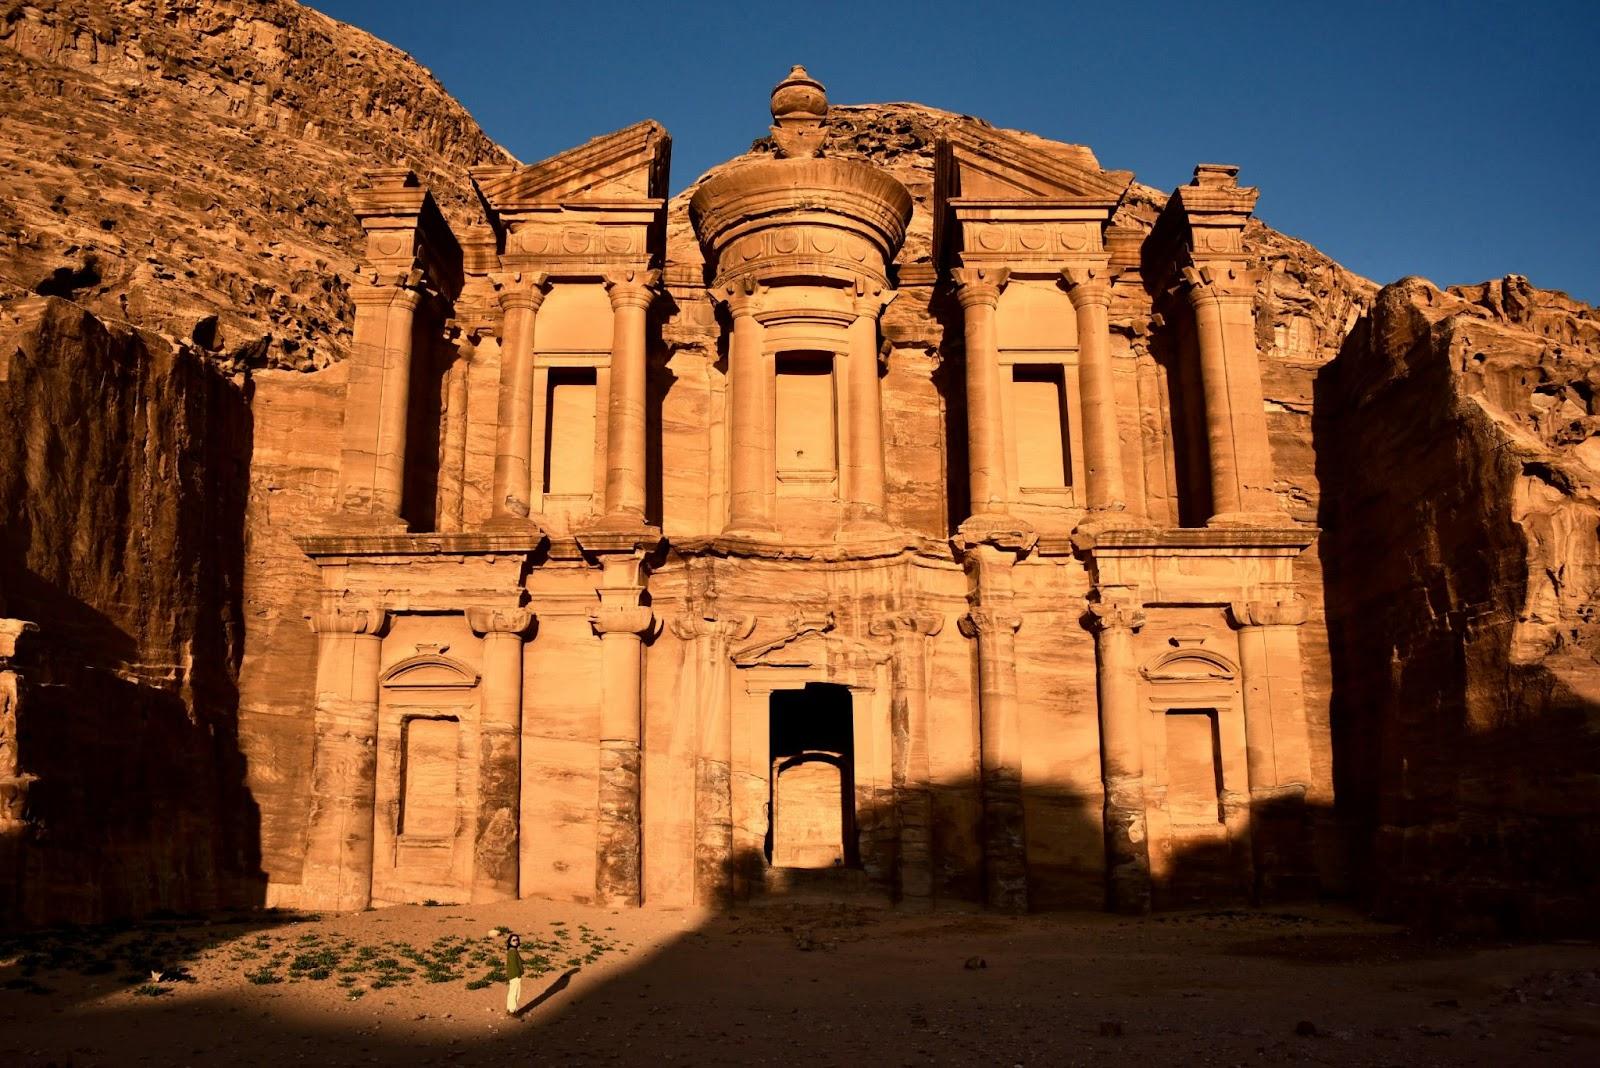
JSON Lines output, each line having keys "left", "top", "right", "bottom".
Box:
{"left": 769, "top": 64, "right": 827, "bottom": 159}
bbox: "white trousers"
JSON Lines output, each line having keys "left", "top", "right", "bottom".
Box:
{"left": 506, "top": 976, "right": 522, "bottom": 1013}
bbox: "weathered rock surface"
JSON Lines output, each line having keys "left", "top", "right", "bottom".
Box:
{"left": 0, "top": 296, "right": 259, "bottom": 924}
{"left": 0, "top": 0, "right": 512, "bottom": 370}
{"left": 1317, "top": 275, "right": 1600, "bottom": 932}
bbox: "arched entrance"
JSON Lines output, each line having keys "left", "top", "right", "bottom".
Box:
{"left": 766, "top": 682, "right": 857, "bottom": 869}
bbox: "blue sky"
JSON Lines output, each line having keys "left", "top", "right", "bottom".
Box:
{"left": 316, "top": 0, "right": 1598, "bottom": 301}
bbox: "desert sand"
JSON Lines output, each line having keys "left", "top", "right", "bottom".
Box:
{"left": 4, "top": 897, "right": 1597, "bottom": 1066}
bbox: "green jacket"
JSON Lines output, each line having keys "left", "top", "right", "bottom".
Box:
{"left": 506, "top": 948, "right": 523, "bottom": 980}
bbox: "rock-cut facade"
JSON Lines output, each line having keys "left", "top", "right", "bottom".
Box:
{"left": 253, "top": 69, "right": 1330, "bottom": 914}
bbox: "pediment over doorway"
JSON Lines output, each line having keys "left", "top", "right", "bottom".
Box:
{"left": 380, "top": 648, "right": 480, "bottom": 690}
{"left": 1140, "top": 647, "right": 1238, "bottom": 684}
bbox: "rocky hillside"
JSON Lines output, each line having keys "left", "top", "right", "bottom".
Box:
{"left": 0, "top": 0, "right": 513, "bottom": 370}
{"left": 1317, "top": 275, "right": 1600, "bottom": 932}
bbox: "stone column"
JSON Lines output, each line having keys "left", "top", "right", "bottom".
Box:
{"left": 1186, "top": 275, "right": 1277, "bottom": 524}
{"left": 870, "top": 610, "right": 943, "bottom": 906}
{"left": 671, "top": 612, "right": 755, "bottom": 907}
{"left": 952, "top": 268, "right": 1010, "bottom": 521}
{"left": 1230, "top": 598, "right": 1315, "bottom": 898}
{"left": 338, "top": 284, "right": 424, "bottom": 525}
{"left": 438, "top": 329, "right": 477, "bottom": 532}
{"left": 1064, "top": 269, "right": 1127, "bottom": 515}
{"left": 602, "top": 270, "right": 660, "bottom": 525}
{"left": 958, "top": 547, "right": 1027, "bottom": 911}
{"left": 491, "top": 276, "right": 548, "bottom": 523}
{"left": 589, "top": 554, "right": 656, "bottom": 907}
{"left": 466, "top": 606, "right": 534, "bottom": 903}
{"left": 842, "top": 286, "right": 891, "bottom": 530}
{"left": 301, "top": 604, "right": 389, "bottom": 912}
{"left": 724, "top": 287, "right": 775, "bottom": 534}
{"left": 1087, "top": 596, "right": 1151, "bottom": 914}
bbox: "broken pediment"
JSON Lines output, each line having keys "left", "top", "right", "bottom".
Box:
{"left": 471, "top": 120, "right": 671, "bottom": 219}
{"left": 936, "top": 124, "right": 1133, "bottom": 206}
{"left": 732, "top": 613, "right": 836, "bottom": 668}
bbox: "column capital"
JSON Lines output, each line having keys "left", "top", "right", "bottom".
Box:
{"left": 869, "top": 610, "right": 944, "bottom": 641}
{"left": 1085, "top": 598, "right": 1145, "bottom": 634}
{"left": 712, "top": 275, "right": 764, "bottom": 317}
{"left": 669, "top": 614, "right": 756, "bottom": 643}
{"left": 491, "top": 271, "right": 550, "bottom": 312}
{"left": 957, "top": 609, "right": 1021, "bottom": 639}
{"left": 1180, "top": 264, "right": 1256, "bottom": 308}
{"left": 591, "top": 604, "right": 657, "bottom": 638}
{"left": 604, "top": 268, "right": 662, "bottom": 311}
{"left": 1061, "top": 266, "right": 1111, "bottom": 308}
{"left": 466, "top": 606, "right": 535, "bottom": 638}
{"left": 308, "top": 603, "right": 390, "bottom": 637}
{"left": 1228, "top": 599, "right": 1309, "bottom": 628}
{"left": 348, "top": 282, "right": 424, "bottom": 313}
{"left": 951, "top": 266, "right": 1010, "bottom": 309}
{"left": 851, "top": 277, "right": 896, "bottom": 318}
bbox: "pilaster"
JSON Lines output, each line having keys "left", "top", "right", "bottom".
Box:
{"left": 584, "top": 546, "right": 659, "bottom": 907}
{"left": 301, "top": 603, "right": 390, "bottom": 912}
{"left": 466, "top": 606, "right": 535, "bottom": 903}
{"left": 1228, "top": 597, "right": 1317, "bottom": 899}
{"left": 1086, "top": 593, "right": 1152, "bottom": 914}
{"left": 670, "top": 610, "right": 756, "bottom": 908}
{"left": 869, "top": 609, "right": 944, "bottom": 906}
{"left": 957, "top": 540, "right": 1029, "bottom": 912}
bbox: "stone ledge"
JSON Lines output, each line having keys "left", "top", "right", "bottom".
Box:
{"left": 297, "top": 531, "right": 549, "bottom": 558}
{"left": 1073, "top": 526, "right": 1317, "bottom": 554}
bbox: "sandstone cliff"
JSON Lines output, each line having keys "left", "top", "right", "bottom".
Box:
{"left": 1317, "top": 276, "right": 1600, "bottom": 932}
{"left": 0, "top": 0, "right": 513, "bottom": 370}
{"left": 0, "top": 296, "right": 259, "bottom": 924}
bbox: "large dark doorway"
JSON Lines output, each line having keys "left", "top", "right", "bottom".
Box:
{"left": 766, "top": 683, "right": 857, "bottom": 868}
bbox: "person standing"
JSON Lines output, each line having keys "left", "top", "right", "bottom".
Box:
{"left": 505, "top": 932, "right": 524, "bottom": 1015}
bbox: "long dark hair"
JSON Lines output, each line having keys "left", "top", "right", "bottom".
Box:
{"left": 505, "top": 932, "right": 520, "bottom": 948}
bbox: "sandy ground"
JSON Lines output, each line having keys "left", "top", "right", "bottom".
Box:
{"left": 3, "top": 897, "right": 1598, "bottom": 1067}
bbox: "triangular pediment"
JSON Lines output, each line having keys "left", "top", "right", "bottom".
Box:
{"left": 937, "top": 124, "right": 1132, "bottom": 205}
{"left": 472, "top": 121, "right": 671, "bottom": 217}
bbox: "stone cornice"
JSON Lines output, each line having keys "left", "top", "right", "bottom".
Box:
{"left": 298, "top": 531, "right": 549, "bottom": 560}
